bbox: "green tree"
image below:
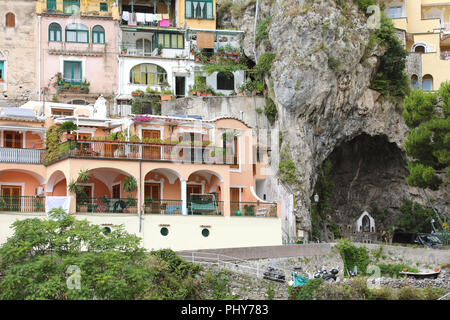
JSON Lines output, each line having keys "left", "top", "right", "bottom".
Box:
{"left": 0, "top": 216, "right": 203, "bottom": 300}
{"left": 402, "top": 85, "right": 450, "bottom": 191}
{"left": 395, "top": 200, "right": 434, "bottom": 233}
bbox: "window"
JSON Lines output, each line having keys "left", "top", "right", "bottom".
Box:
{"left": 423, "top": 75, "right": 433, "bottom": 92}
{"left": 217, "top": 72, "right": 234, "bottom": 90}
{"left": 49, "top": 23, "right": 62, "bottom": 42}
{"left": 222, "top": 132, "right": 239, "bottom": 169}
{"left": 47, "top": 0, "right": 57, "bottom": 11}
{"left": 100, "top": 2, "right": 108, "bottom": 12}
{"left": 130, "top": 63, "right": 167, "bottom": 85}
{"left": 92, "top": 25, "right": 105, "bottom": 44}
{"left": 66, "top": 23, "right": 89, "bottom": 43}
{"left": 185, "top": 0, "right": 213, "bottom": 19}
{"left": 0, "top": 61, "right": 4, "bottom": 81}
{"left": 52, "top": 108, "right": 74, "bottom": 116}
{"left": 157, "top": 33, "right": 184, "bottom": 49}
{"left": 5, "top": 13, "right": 15, "bottom": 28}
{"left": 411, "top": 75, "right": 419, "bottom": 90}
{"left": 389, "top": 6, "right": 402, "bottom": 18}
{"left": 63, "top": 61, "right": 82, "bottom": 84}
{"left": 136, "top": 39, "right": 152, "bottom": 55}
{"left": 63, "top": 0, "right": 80, "bottom": 14}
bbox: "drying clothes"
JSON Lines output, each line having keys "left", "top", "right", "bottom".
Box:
{"left": 45, "top": 196, "right": 71, "bottom": 220}
{"left": 145, "top": 13, "right": 155, "bottom": 22}
{"left": 155, "top": 14, "right": 162, "bottom": 21}
{"left": 136, "top": 12, "right": 146, "bottom": 23}
{"left": 122, "top": 11, "right": 130, "bottom": 21}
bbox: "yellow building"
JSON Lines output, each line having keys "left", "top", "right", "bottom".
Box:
{"left": 385, "top": 0, "right": 450, "bottom": 91}
{"left": 36, "top": 0, "right": 120, "bottom": 19}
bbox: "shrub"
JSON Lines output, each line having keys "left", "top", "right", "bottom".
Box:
{"left": 290, "top": 278, "right": 324, "bottom": 300}
{"left": 255, "top": 16, "right": 271, "bottom": 45}
{"left": 278, "top": 152, "right": 298, "bottom": 185}
{"left": 397, "top": 286, "right": 425, "bottom": 300}
{"left": 422, "top": 286, "right": 447, "bottom": 300}
{"left": 264, "top": 96, "right": 277, "bottom": 125}
{"left": 336, "top": 239, "right": 370, "bottom": 276}
{"left": 369, "top": 286, "right": 396, "bottom": 300}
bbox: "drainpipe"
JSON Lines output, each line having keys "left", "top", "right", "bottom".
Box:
{"left": 253, "top": 0, "right": 259, "bottom": 64}
{"left": 139, "top": 159, "right": 143, "bottom": 232}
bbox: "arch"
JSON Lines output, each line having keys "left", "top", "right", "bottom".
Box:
{"left": 187, "top": 170, "right": 224, "bottom": 184}
{"left": 49, "top": 22, "right": 62, "bottom": 42}
{"left": 411, "top": 74, "right": 419, "bottom": 90}
{"left": 356, "top": 211, "right": 376, "bottom": 233}
{"left": 423, "top": 74, "right": 434, "bottom": 91}
{"left": 85, "top": 167, "right": 136, "bottom": 195}
{"left": 5, "top": 13, "right": 15, "bottom": 28}
{"left": 92, "top": 25, "right": 105, "bottom": 44}
{"left": 0, "top": 169, "right": 46, "bottom": 185}
{"left": 145, "top": 168, "right": 182, "bottom": 185}
{"left": 217, "top": 72, "right": 235, "bottom": 90}
{"left": 46, "top": 170, "right": 67, "bottom": 193}
{"left": 411, "top": 42, "right": 428, "bottom": 53}
{"left": 65, "top": 23, "right": 89, "bottom": 43}
{"left": 130, "top": 63, "right": 167, "bottom": 85}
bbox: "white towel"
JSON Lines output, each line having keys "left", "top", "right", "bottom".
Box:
{"left": 145, "top": 13, "right": 155, "bottom": 22}
{"left": 122, "top": 11, "right": 129, "bottom": 21}
{"left": 136, "top": 12, "right": 146, "bottom": 23}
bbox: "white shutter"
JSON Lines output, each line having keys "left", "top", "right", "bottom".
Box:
{"left": 206, "top": 2, "right": 213, "bottom": 19}
{"left": 186, "top": 1, "right": 192, "bottom": 18}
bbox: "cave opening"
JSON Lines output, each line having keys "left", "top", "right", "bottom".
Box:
{"left": 312, "top": 133, "right": 410, "bottom": 242}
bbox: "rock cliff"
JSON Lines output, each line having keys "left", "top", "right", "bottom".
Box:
{"left": 217, "top": 0, "right": 449, "bottom": 240}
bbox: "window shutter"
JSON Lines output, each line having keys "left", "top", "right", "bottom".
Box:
{"left": 6, "top": 13, "right": 15, "bottom": 28}
{"left": 186, "top": 1, "right": 192, "bottom": 18}
{"left": 206, "top": 2, "right": 213, "bottom": 19}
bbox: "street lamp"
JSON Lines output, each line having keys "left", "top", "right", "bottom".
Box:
{"left": 309, "top": 194, "right": 319, "bottom": 242}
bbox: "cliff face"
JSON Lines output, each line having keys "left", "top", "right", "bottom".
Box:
{"left": 217, "top": 0, "right": 449, "bottom": 240}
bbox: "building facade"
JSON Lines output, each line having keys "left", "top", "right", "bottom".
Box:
{"left": 386, "top": 0, "right": 450, "bottom": 91}
{"left": 0, "top": 0, "right": 39, "bottom": 106}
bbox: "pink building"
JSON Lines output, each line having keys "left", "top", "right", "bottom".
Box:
{"left": 37, "top": 10, "right": 119, "bottom": 108}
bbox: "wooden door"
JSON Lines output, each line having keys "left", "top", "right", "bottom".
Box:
{"left": 145, "top": 183, "right": 161, "bottom": 213}
{"left": 142, "top": 130, "right": 161, "bottom": 160}
{"left": 4, "top": 131, "right": 23, "bottom": 148}
{"left": 1, "top": 186, "right": 21, "bottom": 211}
{"left": 77, "top": 133, "right": 92, "bottom": 154}
{"left": 230, "top": 188, "right": 240, "bottom": 215}
{"left": 187, "top": 184, "right": 202, "bottom": 200}
{"left": 112, "top": 184, "right": 120, "bottom": 199}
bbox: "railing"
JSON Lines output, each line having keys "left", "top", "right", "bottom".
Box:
{"left": 119, "top": 44, "right": 159, "bottom": 57}
{"left": 0, "top": 196, "right": 45, "bottom": 213}
{"left": 230, "top": 202, "right": 278, "bottom": 217}
{"left": 144, "top": 199, "right": 183, "bottom": 215}
{"left": 47, "top": 140, "right": 233, "bottom": 165}
{"left": 0, "top": 147, "right": 45, "bottom": 164}
{"left": 76, "top": 197, "right": 138, "bottom": 214}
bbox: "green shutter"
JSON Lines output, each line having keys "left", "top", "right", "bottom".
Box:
{"left": 100, "top": 3, "right": 108, "bottom": 12}
{"left": 47, "top": 0, "right": 57, "bottom": 11}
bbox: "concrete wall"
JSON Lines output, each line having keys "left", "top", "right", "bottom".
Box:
{"left": 0, "top": 0, "right": 38, "bottom": 106}
{"left": 0, "top": 213, "right": 283, "bottom": 251}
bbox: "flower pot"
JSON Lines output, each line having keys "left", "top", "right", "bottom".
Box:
{"left": 206, "top": 93, "right": 213, "bottom": 96}
{"left": 161, "top": 94, "right": 173, "bottom": 101}
{"left": 195, "top": 56, "right": 201, "bottom": 62}
{"left": 200, "top": 93, "right": 207, "bottom": 96}
{"left": 252, "top": 90, "right": 257, "bottom": 96}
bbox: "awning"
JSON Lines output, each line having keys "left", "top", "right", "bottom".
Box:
{"left": 196, "top": 32, "right": 215, "bottom": 49}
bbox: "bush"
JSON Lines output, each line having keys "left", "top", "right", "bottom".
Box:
{"left": 264, "top": 96, "right": 277, "bottom": 125}
{"left": 376, "top": 263, "right": 420, "bottom": 278}
{"left": 336, "top": 239, "right": 370, "bottom": 276}
{"left": 369, "top": 286, "right": 396, "bottom": 300}
{"left": 290, "top": 278, "right": 324, "bottom": 300}
{"left": 422, "top": 286, "right": 447, "bottom": 300}
{"left": 255, "top": 16, "right": 271, "bottom": 45}
{"left": 397, "top": 286, "right": 425, "bottom": 300}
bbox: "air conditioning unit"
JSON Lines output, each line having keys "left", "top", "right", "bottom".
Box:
{"left": 35, "top": 186, "right": 44, "bottom": 196}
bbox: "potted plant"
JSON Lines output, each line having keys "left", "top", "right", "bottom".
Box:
{"left": 0, "top": 197, "right": 6, "bottom": 211}
{"left": 144, "top": 197, "right": 153, "bottom": 213}
{"left": 160, "top": 89, "right": 174, "bottom": 101}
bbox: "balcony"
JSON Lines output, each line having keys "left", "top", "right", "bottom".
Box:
{"left": 0, "top": 148, "right": 45, "bottom": 164}
{"left": 46, "top": 140, "right": 236, "bottom": 166}
{"left": 120, "top": 43, "right": 159, "bottom": 57}
{"left": 230, "top": 202, "right": 278, "bottom": 217}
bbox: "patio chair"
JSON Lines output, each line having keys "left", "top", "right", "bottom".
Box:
{"left": 255, "top": 208, "right": 268, "bottom": 217}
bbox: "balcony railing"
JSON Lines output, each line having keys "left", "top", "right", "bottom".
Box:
{"left": 76, "top": 197, "right": 138, "bottom": 214}
{"left": 188, "top": 201, "right": 224, "bottom": 216}
{"left": 144, "top": 199, "right": 183, "bottom": 215}
{"left": 120, "top": 44, "right": 159, "bottom": 57}
{"left": 0, "top": 196, "right": 45, "bottom": 213}
{"left": 230, "top": 202, "right": 278, "bottom": 217}
{"left": 47, "top": 140, "right": 235, "bottom": 165}
{"left": 0, "top": 147, "right": 45, "bottom": 164}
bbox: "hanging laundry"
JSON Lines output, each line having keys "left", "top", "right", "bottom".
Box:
{"left": 155, "top": 14, "right": 162, "bottom": 22}
{"left": 145, "top": 13, "right": 155, "bottom": 23}
{"left": 128, "top": 12, "right": 137, "bottom": 26}
{"left": 136, "top": 12, "right": 146, "bottom": 24}
{"left": 122, "top": 11, "right": 130, "bottom": 21}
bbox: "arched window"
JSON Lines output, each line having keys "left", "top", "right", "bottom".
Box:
{"left": 49, "top": 23, "right": 62, "bottom": 42}
{"left": 412, "top": 43, "right": 427, "bottom": 53}
{"left": 414, "top": 45, "right": 426, "bottom": 53}
{"left": 5, "top": 13, "right": 15, "bottom": 28}
{"left": 130, "top": 64, "right": 167, "bottom": 85}
{"left": 217, "top": 72, "right": 234, "bottom": 90}
{"left": 66, "top": 23, "right": 89, "bottom": 43}
{"left": 92, "top": 25, "right": 105, "bottom": 44}
{"left": 411, "top": 75, "right": 419, "bottom": 90}
{"left": 423, "top": 74, "right": 433, "bottom": 92}
{"left": 136, "top": 39, "right": 152, "bottom": 56}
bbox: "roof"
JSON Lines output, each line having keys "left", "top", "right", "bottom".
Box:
{"left": 0, "top": 107, "right": 42, "bottom": 122}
